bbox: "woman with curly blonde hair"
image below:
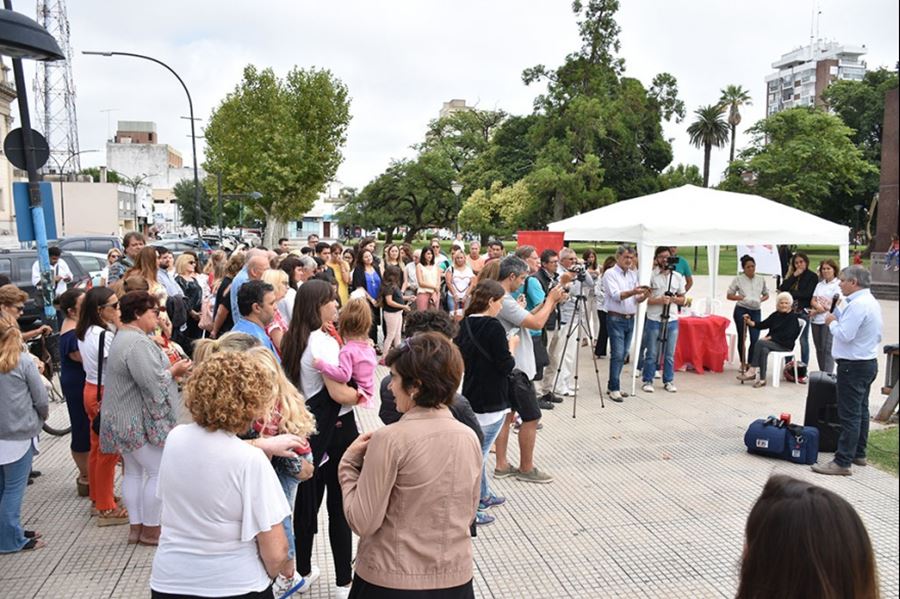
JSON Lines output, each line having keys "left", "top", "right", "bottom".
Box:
{"left": 151, "top": 352, "right": 295, "bottom": 599}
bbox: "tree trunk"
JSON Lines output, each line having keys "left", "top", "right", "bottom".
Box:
{"left": 263, "top": 213, "right": 288, "bottom": 249}
{"left": 729, "top": 124, "right": 737, "bottom": 163}
{"left": 403, "top": 228, "right": 421, "bottom": 244}
{"left": 552, "top": 190, "right": 565, "bottom": 222}
{"left": 703, "top": 144, "right": 712, "bottom": 188}
{"left": 480, "top": 232, "right": 490, "bottom": 247}
{"left": 384, "top": 227, "right": 396, "bottom": 245}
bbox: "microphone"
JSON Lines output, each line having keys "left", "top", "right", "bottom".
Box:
{"left": 829, "top": 293, "right": 840, "bottom": 314}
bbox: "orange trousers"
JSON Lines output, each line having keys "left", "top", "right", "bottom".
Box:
{"left": 83, "top": 382, "right": 121, "bottom": 511}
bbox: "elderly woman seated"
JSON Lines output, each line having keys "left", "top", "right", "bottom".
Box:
{"left": 339, "top": 332, "right": 482, "bottom": 598}
{"left": 738, "top": 292, "right": 802, "bottom": 388}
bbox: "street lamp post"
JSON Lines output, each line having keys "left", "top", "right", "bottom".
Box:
{"left": 82, "top": 50, "right": 202, "bottom": 238}
{"left": 46, "top": 149, "right": 99, "bottom": 236}
{"left": 1, "top": 2, "right": 65, "bottom": 330}
{"left": 451, "top": 181, "right": 463, "bottom": 237}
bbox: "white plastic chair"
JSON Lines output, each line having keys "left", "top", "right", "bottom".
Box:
{"left": 766, "top": 318, "right": 808, "bottom": 388}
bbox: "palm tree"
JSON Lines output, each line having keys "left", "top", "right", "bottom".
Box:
{"left": 719, "top": 85, "right": 752, "bottom": 163}
{"left": 687, "top": 105, "right": 730, "bottom": 187}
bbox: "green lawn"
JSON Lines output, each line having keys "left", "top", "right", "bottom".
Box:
{"left": 868, "top": 426, "right": 899, "bottom": 477}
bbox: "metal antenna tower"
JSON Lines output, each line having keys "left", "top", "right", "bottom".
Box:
{"left": 33, "top": 0, "right": 81, "bottom": 174}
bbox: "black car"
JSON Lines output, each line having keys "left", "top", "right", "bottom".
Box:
{"left": 0, "top": 249, "right": 93, "bottom": 327}
{"left": 54, "top": 235, "right": 123, "bottom": 254}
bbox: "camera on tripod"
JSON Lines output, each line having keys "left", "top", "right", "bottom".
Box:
{"left": 569, "top": 263, "right": 587, "bottom": 282}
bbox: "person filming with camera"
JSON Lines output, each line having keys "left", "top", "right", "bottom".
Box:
{"left": 640, "top": 247, "right": 686, "bottom": 394}
{"left": 552, "top": 248, "right": 594, "bottom": 397}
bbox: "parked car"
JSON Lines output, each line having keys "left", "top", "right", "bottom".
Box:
{"left": 54, "top": 235, "right": 123, "bottom": 254}
{"left": 65, "top": 251, "right": 109, "bottom": 287}
{"left": 0, "top": 249, "right": 93, "bottom": 327}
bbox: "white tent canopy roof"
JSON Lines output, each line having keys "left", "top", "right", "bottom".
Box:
{"left": 547, "top": 185, "right": 849, "bottom": 246}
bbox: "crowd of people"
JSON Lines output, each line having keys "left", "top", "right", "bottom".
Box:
{"left": 0, "top": 231, "right": 887, "bottom": 598}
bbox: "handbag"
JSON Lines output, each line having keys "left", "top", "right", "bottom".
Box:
{"left": 744, "top": 417, "right": 819, "bottom": 465}
{"left": 91, "top": 330, "right": 107, "bottom": 436}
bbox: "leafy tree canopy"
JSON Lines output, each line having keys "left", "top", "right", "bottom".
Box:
{"left": 203, "top": 64, "right": 350, "bottom": 245}
{"left": 79, "top": 167, "right": 121, "bottom": 183}
{"left": 720, "top": 107, "right": 876, "bottom": 218}
{"left": 173, "top": 178, "right": 215, "bottom": 229}
{"left": 659, "top": 163, "right": 703, "bottom": 190}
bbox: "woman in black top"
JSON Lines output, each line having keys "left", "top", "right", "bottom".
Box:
{"left": 778, "top": 252, "right": 817, "bottom": 367}
{"left": 738, "top": 292, "right": 802, "bottom": 388}
{"left": 454, "top": 280, "right": 516, "bottom": 524}
{"left": 210, "top": 253, "right": 244, "bottom": 338}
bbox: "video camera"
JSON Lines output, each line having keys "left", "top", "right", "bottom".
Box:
{"left": 568, "top": 263, "right": 587, "bottom": 283}
{"left": 664, "top": 255, "right": 679, "bottom": 271}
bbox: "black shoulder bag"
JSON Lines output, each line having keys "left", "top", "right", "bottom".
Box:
{"left": 91, "top": 330, "right": 107, "bottom": 435}
{"left": 462, "top": 317, "right": 536, "bottom": 414}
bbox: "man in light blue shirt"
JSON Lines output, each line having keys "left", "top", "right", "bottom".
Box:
{"left": 231, "top": 279, "right": 281, "bottom": 362}
{"left": 230, "top": 250, "right": 269, "bottom": 326}
{"left": 812, "top": 265, "right": 883, "bottom": 476}
{"left": 155, "top": 247, "right": 183, "bottom": 298}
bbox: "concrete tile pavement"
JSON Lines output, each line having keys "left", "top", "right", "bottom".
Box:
{"left": 1, "top": 276, "right": 896, "bottom": 598}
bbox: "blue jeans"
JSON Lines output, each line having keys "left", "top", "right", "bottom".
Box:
{"left": 0, "top": 444, "right": 34, "bottom": 553}
{"left": 607, "top": 315, "right": 635, "bottom": 392}
{"left": 834, "top": 359, "right": 878, "bottom": 468}
{"left": 277, "top": 471, "right": 300, "bottom": 560}
{"left": 733, "top": 306, "right": 761, "bottom": 365}
{"left": 479, "top": 416, "right": 506, "bottom": 501}
{"left": 642, "top": 320, "right": 679, "bottom": 384}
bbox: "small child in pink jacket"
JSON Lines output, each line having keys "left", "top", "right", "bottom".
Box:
{"left": 315, "top": 298, "right": 378, "bottom": 407}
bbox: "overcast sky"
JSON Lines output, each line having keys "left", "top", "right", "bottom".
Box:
{"left": 13, "top": 0, "right": 900, "bottom": 193}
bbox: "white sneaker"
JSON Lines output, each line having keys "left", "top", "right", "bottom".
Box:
{"left": 664, "top": 382, "right": 677, "bottom": 393}
{"left": 641, "top": 383, "right": 654, "bottom": 393}
{"left": 654, "top": 371, "right": 662, "bottom": 379}
{"left": 608, "top": 390, "right": 624, "bottom": 402}
{"left": 292, "top": 565, "right": 320, "bottom": 595}
{"left": 273, "top": 572, "right": 303, "bottom": 597}
{"left": 334, "top": 585, "right": 352, "bottom": 599}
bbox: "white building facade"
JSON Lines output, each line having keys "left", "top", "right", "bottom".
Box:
{"left": 765, "top": 41, "right": 867, "bottom": 116}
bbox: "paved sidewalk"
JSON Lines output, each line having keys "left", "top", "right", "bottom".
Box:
{"left": 2, "top": 279, "right": 897, "bottom": 598}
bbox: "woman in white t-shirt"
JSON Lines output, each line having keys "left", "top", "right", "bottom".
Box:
{"left": 281, "top": 279, "right": 361, "bottom": 598}
{"left": 75, "top": 287, "right": 126, "bottom": 526}
{"left": 150, "top": 352, "right": 291, "bottom": 599}
{"left": 445, "top": 249, "right": 475, "bottom": 321}
{"left": 809, "top": 259, "right": 842, "bottom": 374}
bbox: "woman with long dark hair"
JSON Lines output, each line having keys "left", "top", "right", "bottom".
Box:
{"left": 416, "top": 246, "right": 440, "bottom": 311}
{"left": 736, "top": 474, "right": 879, "bottom": 599}
{"left": 809, "top": 259, "right": 842, "bottom": 373}
{"left": 455, "top": 280, "right": 515, "bottom": 527}
{"left": 56, "top": 288, "right": 90, "bottom": 497}
{"left": 282, "top": 280, "right": 360, "bottom": 598}
{"left": 778, "top": 252, "right": 818, "bottom": 369}
{"left": 350, "top": 249, "right": 382, "bottom": 348}
{"left": 76, "top": 286, "right": 128, "bottom": 526}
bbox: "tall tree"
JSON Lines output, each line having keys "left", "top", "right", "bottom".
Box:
{"left": 173, "top": 178, "right": 215, "bottom": 229}
{"left": 659, "top": 163, "right": 703, "bottom": 190}
{"left": 687, "top": 104, "right": 729, "bottom": 187}
{"left": 521, "top": 0, "right": 680, "bottom": 220}
{"left": 79, "top": 167, "right": 121, "bottom": 183}
{"left": 203, "top": 65, "right": 350, "bottom": 248}
{"left": 719, "top": 85, "right": 752, "bottom": 163}
{"left": 720, "top": 107, "right": 876, "bottom": 219}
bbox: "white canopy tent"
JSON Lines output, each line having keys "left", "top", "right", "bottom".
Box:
{"left": 547, "top": 184, "right": 850, "bottom": 395}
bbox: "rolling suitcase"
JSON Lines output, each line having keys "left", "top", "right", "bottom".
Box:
{"left": 803, "top": 371, "right": 841, "bottom": 452}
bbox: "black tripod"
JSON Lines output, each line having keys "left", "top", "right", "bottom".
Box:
{"left": 550, "top": 278, "right": 605, "bottom": 417}
{"left": 651, "top": 268, "right": 677, "bottom": 381}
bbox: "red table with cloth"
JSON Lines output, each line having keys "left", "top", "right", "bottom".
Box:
{"left": 674, "top": 315, "right": 729, "bottom": 374}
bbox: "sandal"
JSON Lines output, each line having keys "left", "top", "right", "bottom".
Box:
{"left": 22, "top": 538, "right": 45, "bottom": 551}
{"left": 97, "top": 507, "right": 130, "bottom": 527}
{"left": 753, "top": 380, "right": 766, "bottom": 388}
{"left": 24, "top": 530, "right": 42, "bottom": 539}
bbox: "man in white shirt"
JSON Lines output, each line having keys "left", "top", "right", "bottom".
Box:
{"left": 641, "top": 247, "right": 686, "bottom": 394}
{"left": 552, "top": 248, "right": 594, "bottom": 397}
{"left": 812, "top": 266, "right": 883, "bottom": 476}
{"left": 601, "top": 245, "right": 649, "bottom": 402}
{"left": 31, "top": 246, "right": 72, "bottom": 298}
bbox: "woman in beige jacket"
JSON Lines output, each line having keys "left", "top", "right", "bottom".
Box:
{"left": 339, "top": 332, "right": 482, "bottom": 598}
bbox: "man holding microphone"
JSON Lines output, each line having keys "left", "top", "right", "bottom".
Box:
{"left": 812, "top": 265, "right": 882, "bottom": 476}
